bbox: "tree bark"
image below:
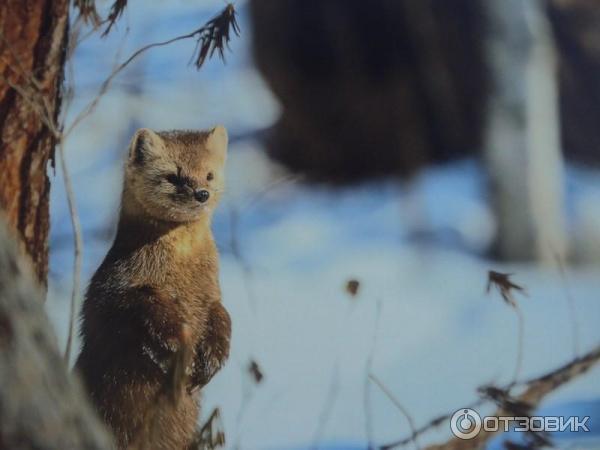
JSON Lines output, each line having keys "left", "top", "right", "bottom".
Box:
{"left": 0, "top": 0, "right": 69, "bottom": 287}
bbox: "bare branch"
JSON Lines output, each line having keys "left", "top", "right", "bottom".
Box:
{"left": 370, "top": 373, "right": 420, "bottom": 450}
{"left": 512, "top": 305, "right": 525, "bottom": 383}
{"left": 232, "top": 358, "right": 260, "bottom": 450}
{"left": 239, "top": 174, "right": 303, "bottom": 213}
{"left": 0, "top": 32, "right": 60, "bottom": 136}
{"left": 381, "top": 344, "right": 600, "bottom": 450}
{"left": 311, "top": 362, "right": 341, "bottom": 449}
{"left": 60, "top": 140, "right": 84, "bottom": 365}
{"left": 486, "top": 271, "right": 527, "bottom": 382}
{"left": 227, "top": 204, "right": 260, "bottom": 314}
{"left": 0, "top": 72, "right": 59, "bottom": 138}
{"left": 65, "top": 3, "right": 240, "bottom": 138}
{"left": 364, "top": 299, "right": 382, "bottom": 449}
{"left": 554, "top": 253, "right": 580, "bottom": 357}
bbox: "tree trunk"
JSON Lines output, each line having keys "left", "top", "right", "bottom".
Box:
{"left": 483, "top": 0, "right": 568, "bottom": 262}
{"left": 249, "top": 0, "right": 486, "bottom": 184}
{"left": 0, "top": 0, "right": 69, "bottom": 287}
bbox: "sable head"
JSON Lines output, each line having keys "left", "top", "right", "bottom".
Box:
{"left": 123, "top": 126, "right": 228, "bottom": 222}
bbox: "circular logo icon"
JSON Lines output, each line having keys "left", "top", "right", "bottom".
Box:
{"left": 450, "top": 408, "right": 482, "bottom": 440}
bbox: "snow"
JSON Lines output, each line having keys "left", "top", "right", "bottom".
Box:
{"left": 45, "top": 2, "right": 600, "bottom": 449}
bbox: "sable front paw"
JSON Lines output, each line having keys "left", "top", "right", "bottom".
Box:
{"left": 190, "top": 303, "right": 231, "bottom": 390}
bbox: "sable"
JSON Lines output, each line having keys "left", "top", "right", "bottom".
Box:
{"left": 76, "top": 126, "right": 231, "bottom": 450}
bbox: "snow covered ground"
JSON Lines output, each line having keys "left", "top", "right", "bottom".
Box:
{"left": 45, "top": 1, "right": 600, "bottom": 448}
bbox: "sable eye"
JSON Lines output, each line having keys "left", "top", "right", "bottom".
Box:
{"left": 165, "top": 173, "right": 183, "bottom": 186}
{"left": 207, "top": 172, "right": 214, "bottom": 181}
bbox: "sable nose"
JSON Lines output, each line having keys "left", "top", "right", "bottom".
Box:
{"left": 194, "top": 189, "right": 210, "bottom": 203}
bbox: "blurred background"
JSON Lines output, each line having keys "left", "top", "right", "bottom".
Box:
{"left": 45, "top": 0, "right": 600, "bottom": 448}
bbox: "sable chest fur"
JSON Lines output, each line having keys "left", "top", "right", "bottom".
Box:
{"left": 102, "top": 219, "right": 220, "bottom": 336}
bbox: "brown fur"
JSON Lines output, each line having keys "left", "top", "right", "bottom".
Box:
{"left": 75, "top": 126, "right": 231, "bottom": 450}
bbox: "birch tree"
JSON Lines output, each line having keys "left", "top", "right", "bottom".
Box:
{"left": 483, "top": 0, "right": 568, "bottom": 262}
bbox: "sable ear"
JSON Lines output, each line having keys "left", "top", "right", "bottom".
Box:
{"left": 129, "top": 128, "right": 162, "bottom": 164}
{"left": 206, "top": 125, "right": 228, "bottom": 158}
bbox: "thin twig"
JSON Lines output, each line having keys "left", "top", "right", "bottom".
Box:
{"left": 512, "top": 305, "right": 524, "bottom": 383}
{"left": 228, "top": 204, "right": 259, "bottom": 313}
{"left": 554, "top": 253, "right": 580, "bottom": 357}
{"left": 370, "top": 374, "right": 421, "bottom": 450}
{"left": 65, "top": 31, "right": 194, "bottom": 137}
{"left": 485, "top": 271, "right": 527, "bottom": 383}
{"left": 0, "top": 72, "right": 59, "bottom": 137}
{"left": 232, "top": 360, "right": 257, "bottom": 450}
{"left": 311, "top": 362, "right": 341, "bottom": 450}
{"left": 0, "top": 33, "right": 59, "bottom": 137}
{"left": 59, "top": 140, "right": 84, "bottom": 364}
{"left": 364, "top": 299, "right": 382, "bottom": 449}
{"left": 239, "top": 174, "right": 304, "bottom": 212}
{"left": 0, "top": 31, "right": 48, "bottom": 93}
{"left": 313, "top": 286, "right": 375, "bottom": 449}
{"left": 60, "top": 14, "right": 90, "bottom": 365}
{"left": 226, "top": 174, "right": 303, "bottom": 312}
